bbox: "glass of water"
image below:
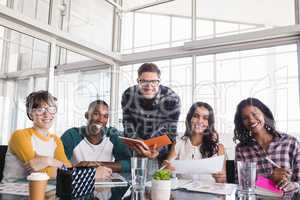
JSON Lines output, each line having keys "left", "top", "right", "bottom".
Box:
{"left": 131, "top": 157, "right": 148, "bottom": 191}
{"left": 237, "top": 161, "right": 257, "bottom": 196}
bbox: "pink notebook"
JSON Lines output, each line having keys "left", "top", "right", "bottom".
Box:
{"left": 255, "top": 176, "right": 283, "bottom": 197}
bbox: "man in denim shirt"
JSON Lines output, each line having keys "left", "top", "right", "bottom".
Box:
{"left": 121, "top": 63, "right": 181, "bottom": 162}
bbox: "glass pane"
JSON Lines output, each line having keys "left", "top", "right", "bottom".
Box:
{"left": 172, "top": 86, "right": 192, "bottom": 134}
{"left": 36, "top": 0, "right": 50, "bottom": 24}
{"left": 170, "top": 57, "right": 192, "bottom": 86}
{"left": 54, "top": 55, "right": 111, "bottom": 136}
{"left": 121, "top": 13, "right": 133, "bottom": 51}
{"left": 0, "top": 27, "right": 50, "bottom": 72}
{"left": 68, "top": 0, "right": 113, "bottom": 50}
{"left": 151, "top": 15, "right": 170, "bottom": 46}
{"left": 134, "top": 13, "right": 151, "bottom": 48}
{"left": 196, "top": 0, "right": 295, "bottom": 38}
{"left": 10, "top": 0, "right": 50, "bottom": 24}
{"left": 196, "top": 44, "right": 299, "bottom": 158}
{"left": 172, "top": 17, "right": 191, "bottom": 46}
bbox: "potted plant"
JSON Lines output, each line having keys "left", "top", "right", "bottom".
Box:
{"left": 151, "top": 169, "right": 172, "bottom": 200}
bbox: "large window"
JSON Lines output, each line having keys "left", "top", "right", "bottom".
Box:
{"left": 54, "top": 67, "right": 111, "bottom": 136}
{"left": 118, "top": 44, "right": 299, "bottom": 159}
{"left": 196, "top": 0, "right": 295, "bottom": 39}
{"left": 0, "top": 26, "right": 49, "bottom": 144}
{"left": 121, "top": 0, "right": 295, "bottom": 52}
{"left": 3, "top": 0, "right": 51, "bottom": 24}
{"left": 121, "top": 12, "right": 191, "bottom": 53}
{"left": 68, "top": 0, "right": 114, "bottom": 50}
{"left": 195, "top": 44, "right": 299, "bottom": 158}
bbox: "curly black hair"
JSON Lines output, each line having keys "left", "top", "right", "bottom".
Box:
{"left": 233, "top": 97, "right": 277, "bottom": 145}
{"left": 183, "top": 102, "right": 219, "bottom": 158}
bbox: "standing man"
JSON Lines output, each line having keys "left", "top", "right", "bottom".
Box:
{"left": 61, "top": 100, "right": 131, "bottom": 176}
{"left": 121, "top": 63, "right": 181, "bottom": 161}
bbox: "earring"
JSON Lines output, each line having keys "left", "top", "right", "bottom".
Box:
{"left": 264, "top": 124, "right": 271, "bottom": 132}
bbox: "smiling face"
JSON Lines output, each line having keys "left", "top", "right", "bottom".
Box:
{"left": 86, "top": 104, "right": 109, "bottom": 136}
{"left": 191, "top": 106, "right": 209, "bottom": 135}
{"left": 241, "top": 105, "right": 266, "bottom": 135}
{"left": 31, "top": 101, "right": 56, "bottom": 131}
{"left": 137, "top": 72, "right": 160, "bottom": 99}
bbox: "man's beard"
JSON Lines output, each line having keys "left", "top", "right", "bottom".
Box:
{"left": 87, "top": 124, "right": 103, "bottom": 136}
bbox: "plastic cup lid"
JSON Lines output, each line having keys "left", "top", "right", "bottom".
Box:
{"left": 27, "top": 172, "right": 49, "bottom": 181}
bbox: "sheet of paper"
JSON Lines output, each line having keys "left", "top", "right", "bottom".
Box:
{"left": 183, "top": 181, "right": 237, "bottom": 195}
{"left": 171, "top": 155, "right": 225, "bottom": 174}
{"left": 95, "top": 173, "right": 128, "bottom": 186}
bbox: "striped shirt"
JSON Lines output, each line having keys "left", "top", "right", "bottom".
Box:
{"left": 235, "top": 133, "right": 300, "bottom": 191}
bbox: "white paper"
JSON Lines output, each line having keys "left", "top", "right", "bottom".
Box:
{"left": 171, "top": 155, "right": 225, "bottom": 174}
{"left": 95, "top": 173, "right": 128, "bottom": 186}
{"left": 182, "top": 181, "right": 237, "bottom": 195}
{"left": 0, "top": 182, "right": 55, "bottom": 196}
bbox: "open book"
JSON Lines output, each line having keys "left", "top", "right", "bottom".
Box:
{"left": 255, "top": 176, "right": 283, "bottom": 197}
{"left": 119, "top": 134, "right": 172, "bottom": 149}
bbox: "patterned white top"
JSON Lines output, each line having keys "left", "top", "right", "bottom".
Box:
{"left": 174, "top": 137, "right": 218, "bottom": 182}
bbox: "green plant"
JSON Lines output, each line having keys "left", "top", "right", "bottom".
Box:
{"left": 152, "top": 169, "right": 172, "bottom": 180}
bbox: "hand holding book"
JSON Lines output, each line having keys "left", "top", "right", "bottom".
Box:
{"left": 120, "top": 135, "right": 172, "bottom": 158}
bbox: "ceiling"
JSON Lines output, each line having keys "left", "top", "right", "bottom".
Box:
{"left": 122, "top": 0, "right": 294, "bottom": 26}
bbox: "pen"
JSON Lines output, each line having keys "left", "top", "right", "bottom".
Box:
{"left": 159, "top": 165, "right": 166, "bottom": 170}
{"left": 121, "top": 185, "right": 132, "bottom": 200}
{"left": 265, "top": 156, "right": 281, "bottom": 168}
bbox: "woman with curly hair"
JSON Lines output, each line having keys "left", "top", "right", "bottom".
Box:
{"left": 234, "top": 97, "right": 300, "bottom": 193}
{"left": 164, "top": 102, "right": 226, "bottom": 183}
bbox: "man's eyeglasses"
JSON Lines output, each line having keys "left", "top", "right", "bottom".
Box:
{"left": 32, "top": 106, "right": 57, "bottom": 115}
{"left": 138, "top": 79, "right": 160, "bottom": 86}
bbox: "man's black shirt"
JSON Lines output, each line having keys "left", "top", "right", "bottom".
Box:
{"left": 121, "top": 85, "right": 181, "bottom": 142}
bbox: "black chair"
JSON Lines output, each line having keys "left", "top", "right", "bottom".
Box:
{"left": 226, "top": 160, "right": 235, "bottom": 184}
{"left": 0, "top": 145, "right": 8, "bottom": 182}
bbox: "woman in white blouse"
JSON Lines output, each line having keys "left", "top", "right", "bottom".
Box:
{"left": 164, "top": 102, "right": 226, "bottom": 183}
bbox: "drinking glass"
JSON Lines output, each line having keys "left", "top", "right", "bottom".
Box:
{"left": 237, "top": 161, "right": 257, "bottom": 196}
{"left": 131, "top": 157, "right": 148, "bottom": 191}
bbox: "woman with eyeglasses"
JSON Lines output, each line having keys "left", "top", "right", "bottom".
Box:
{"left": 234, "top": 97, "right": 300, "bottom": 194}
{"left": 3, "top": 90, "right": 71, "bottom": 182}
{"left": 163, "top": 102, "right": 226, "bottom": 183}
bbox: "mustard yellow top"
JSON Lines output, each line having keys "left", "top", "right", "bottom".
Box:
{"left": 4, "top": 128, "right": 71, "bottom": 180}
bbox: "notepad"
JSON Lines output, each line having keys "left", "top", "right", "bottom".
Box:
{"left": 255, "top": 176, "right": 283, "bottom": 197}
{"left": 120, "top": 134, "right": 172, "bottom": 149}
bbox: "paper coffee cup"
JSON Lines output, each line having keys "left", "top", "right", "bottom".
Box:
{"left": 27, "top": 172, "right": 49, "bottom": 200}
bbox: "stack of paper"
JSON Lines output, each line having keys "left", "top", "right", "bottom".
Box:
{"left": 180, "top": 181, "right": 237, "bottom": 195}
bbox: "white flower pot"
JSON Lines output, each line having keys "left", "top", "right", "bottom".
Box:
{"left": 151, "top": 179, "right": 171, "bottom": 200}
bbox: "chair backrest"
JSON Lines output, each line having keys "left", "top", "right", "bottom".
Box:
{"left": 0, "top": 145, "right": 8, "bottom": 182}
{"left": 226, "top": 160, "right": 235, "bottom": 184}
